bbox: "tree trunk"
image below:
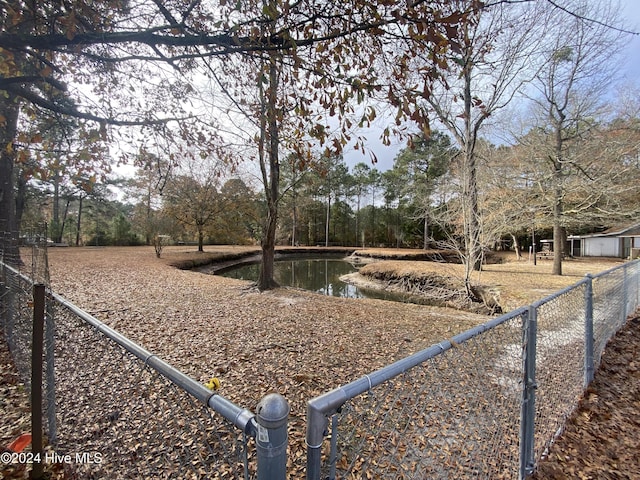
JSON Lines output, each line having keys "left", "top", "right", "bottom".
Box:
{"left": 462, "top": 148, "right": 483, "bottom": 275}
{"left": 76, "top": 196, "right": 84, "bottom": 246}
{"left": 57, "top": 197, "right": 70, "bottom": 244}
{"left": 291, "top": 190, "right": 297, "bottom": 246}
{"left": 461, "top": 53, "right": 482, "bottom": 277}
{"left": 355, "top": 194, "right": 361, "bottom": 247}
{"left": 325, "top": 193, "right": 330, "bottom": 247}
{"left": 552, "top": 120, "right": 564, "bottom": 276}
{"left": 257, "top": 51, "right": 280, "bottom": 291}
{"left": 259, "top": 208, "right": 279, "bottom": 289}
{"left": 511, "top": 233, "right": 522, "bottom": 261}
{"left": 553, "top": 222, "right": 564, "bottom": 275}
{"left": 146, "top": 185, "right": 152, "bottom": 245}
{"left": 15, "top": 170, "right": 26, "bottom": 235}
{"left": 198, "top": 227, "right": 204, "bottom": 252}
{"left": 423, "top": 216, "right": 429, "bottom": 250}
{"left": 370, "top": 187, "right": 376, "bottom": 247}
{"left": 0, "top": 93, "right": 20, "bottom": 264}
{"left": 52, "top": 173, "right": 62, "bottom": 242}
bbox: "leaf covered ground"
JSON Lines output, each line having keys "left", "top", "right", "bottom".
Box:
{"left": 532, "top": 313, "right": 640, "bottom": 480}
{"left": 1, "top": 246, "right": 638, "bottom": 478}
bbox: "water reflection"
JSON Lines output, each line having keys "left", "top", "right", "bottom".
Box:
{"left": 221, "top": 258, "right": 368, "bottom": 298}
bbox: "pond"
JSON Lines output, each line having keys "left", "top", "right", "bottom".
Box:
{"left": 217, "top": 256, "right": 442, "bottom": 304}
{"left": 220, "top": 258, "right": 369, "bottom": 298}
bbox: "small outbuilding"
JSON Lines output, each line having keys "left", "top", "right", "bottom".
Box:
{"left": 568, "top": 222, "right": 640, "bottom": 259}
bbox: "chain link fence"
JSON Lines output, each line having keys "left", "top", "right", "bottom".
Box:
{"left": 592, "top": 263, "right": 636, "bottom": 365}
{"left": 306, "top": 310, "right": 527, "bottom": 480}
{"left": 528, "top": 282, "right": 588, "bottom": 470}
{"left": 2, "top": 227, "right": 639, "bottom": 479}
{"left": 307, "top": 259, "right": 640, "bottom": 480}
{"left": 46, "top": 296, "right": 252, "bottom": 479}
{"left": 0, "top": 230, "right": 282, "bottom": 479}
{"left": 319, "top": 312, "right": 525, "bottom": 479}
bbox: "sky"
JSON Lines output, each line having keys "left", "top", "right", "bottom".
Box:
{"left": 109, "top": 0, "right": 640, "bottom": 182}
{"left": 341, "top": 0, "right": 640, "bottom": 173}
{"left": 620, "top": 0, "right": 640, "bottom": 80}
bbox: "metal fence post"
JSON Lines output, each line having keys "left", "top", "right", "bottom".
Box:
{"left": 636, "top": 261, "right": 640, "bottom": 307}
{"left": 584, "top": 274, "right": 595, "bottom": 386}
{"left": 31, "top": 284, "right": 45, "bottom": 480}
{"left": 632, "top": 260, "right": 640, "bottom": 309}
{"left": 622, "top": 263, "right": 629, "bottom": 321}
{"left": 256, "top": 393, "right": 289, "bottom": 480}
{"left": 520, "top": 306, "right": 537, "bottom": 479}
{"left": 44, "top": 297, "right": 57, "bottom": 445}
{"left": 2, "top": 265, "right": 16, "bottom": 349}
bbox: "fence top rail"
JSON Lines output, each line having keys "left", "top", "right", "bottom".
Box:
{"left": 528, "top": 259, "right": 639, "bottom": 309}
{"left": 306, "top": 306, "right": 529, "bottom": 448}
{"left": 530, "top": 277, "right": 589, "bottom": 310}
{"left": 1, "top": 261, "right": 34, "bottom": 285}
{"left": 52, "top": 291, "right": 257, "bottom": 433}
{"left": 591, "top": 258, "right": 639, "bottom": 281}
{"left": 1, "top": 261, "right": 256, "bottom": 435}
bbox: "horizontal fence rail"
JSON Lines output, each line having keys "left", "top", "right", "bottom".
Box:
{"left": 1, "top": 262, "right": 263, "bottom": 479}
{"left": 306, "top": 259, "right": 640, "bottom": 480}
{"left": 306, "top": 308, "right": 529, "bottom": 480}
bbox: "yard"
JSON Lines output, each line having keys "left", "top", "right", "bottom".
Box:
{"left": 1, "top": 246, "right": 638, "bottom": 478}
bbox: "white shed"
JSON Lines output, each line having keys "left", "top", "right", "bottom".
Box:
{"left": 568, "top": 223, "right": 640, "bottom": 258}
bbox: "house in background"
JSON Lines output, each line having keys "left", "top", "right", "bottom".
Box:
{"left": 568, "top": 222, "right": 640, "bottom": 259}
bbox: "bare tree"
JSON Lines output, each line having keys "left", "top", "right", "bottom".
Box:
{"left": 162, "top": 160, "right": 225, "bottom": 252}
{"left": 402, "top": 0, "right": 544, "bottom": 293}
{"left": 524, "top": 0, "right": 627, "bottom": 274}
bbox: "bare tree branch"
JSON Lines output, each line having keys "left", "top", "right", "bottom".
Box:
{"left": 5, "top": 84, "right": 189, "bottom": 126}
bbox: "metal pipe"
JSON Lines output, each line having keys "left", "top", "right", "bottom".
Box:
{"left": 591, "top": 258, "right": 639, "bottom": 280}
{"left": 306, "top": 307, "right": 529, "bottom": 479}
{"left": 31, "top": 284, "right": 45, "bottom": 480}
{"left": 49, "top": 291, "right": 255, "bottom": 432}
{"left": 519, "top": 306, "right": 537, "bottom": 479}
{"left": 256, "top": 393, "right": 289, "bottom": 480}
{"left": 530, "top": 279, "right": 589, "bottom": 310}
{"left": 584, "top": 274, "right": 595, "bottom": 386}
{"left": 328, "top": 414, "right": 338, "bottom": 480}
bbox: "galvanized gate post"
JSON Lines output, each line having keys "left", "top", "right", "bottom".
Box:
{"left": 256, "top": 393, "right": 289, "bottom": 480}
{"left": 584, "top": 274, "right": 595, "bottom": 386}
{"left": 520, "top": 306, "right": 537, "bottom": 479}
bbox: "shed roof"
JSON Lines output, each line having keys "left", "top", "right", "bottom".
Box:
{"left": 568, "top": 222, "right": 640, "bottom": 239}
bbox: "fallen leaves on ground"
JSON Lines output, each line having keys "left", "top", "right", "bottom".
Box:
{"left": 1, "top": 246, "right": 635, "bottom": 479}
{"left": 531, "top": 313, "right": 640, "bottom": 480}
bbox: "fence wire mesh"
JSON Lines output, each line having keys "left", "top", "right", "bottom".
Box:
{"left": 309, "top": 260, "right": 640, "bottom": 480}
{"left": 1, "top": 256, "right": 253, "bottom": 478}
{"left": 531, "top": 283, "right": 587, "bottom": 465}
{"left": 321, "top": 313, "right": 525, "bottom": 480}
{"left": 0, "top": 224, "right": 50, "bottom": 284}
{"left": 592, "top": 264, "right": 635, "bottom": 367}
{"left": 48, "top": 300, "right": 252, "bottom": 479}
{"left": 1, "top": 265, "right": 34, "bottom": 384}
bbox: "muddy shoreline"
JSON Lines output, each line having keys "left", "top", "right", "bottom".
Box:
{"left": 187, "top": 246, "right": 499, "bottom": 313}
{"left": 190, "top": 246, "right": 458, "bottom": 273}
